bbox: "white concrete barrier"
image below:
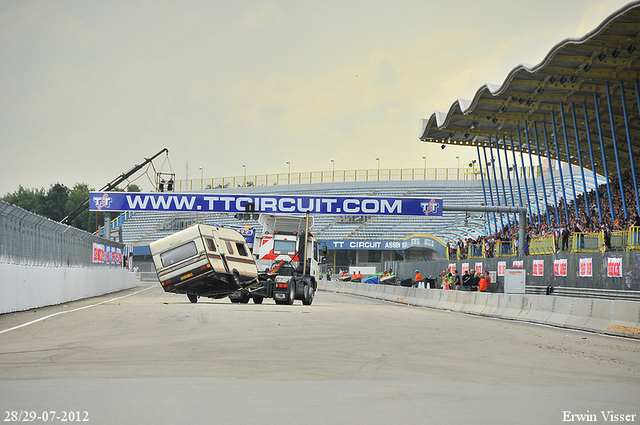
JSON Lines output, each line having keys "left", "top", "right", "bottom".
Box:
{"left": 468, "top": 292, "right": 489, "bottom": 316}
{"left": 483, "top": 293, "right": 501, "bottom": 317}
{"left": 318, "top": 279, "right": 640, "bottom": 338}
{"left": 495, "top": 294, "right": 525, "bottom": 319}
{"left": 564, "top": 298, "right": 593, "bottom": 331}
{"left": 414, "top": 288, "right": 431, "bottom": 308}
{"left": 458, "top": 292, "right": 477, "bottom": 314}
{"left": 547, "top": 297, "right": 575, "bottom": 328}
{"left": 522, "top": 296, "right": 553, "bottom": 325}
{"left": 583, "top": 299, "right": 614, "bottom": 333}
{"left": 423, "top": 289, "right": 439, "bottom": 308}
{"left": 606, "top": 301, "right": 640, "bottom": 337}
{"left": 433, "top": 290, "right": 449, "bottom": 310}
{"left": 0, "top": 264, "right": 138, "bottom": 314}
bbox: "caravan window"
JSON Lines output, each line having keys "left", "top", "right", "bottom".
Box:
{"left": 205, "top": 237, "right": 216, "bottom": 252}
{"left": 160, "top": 241, "right": 197, "bottom": 267}
{"left": 223, "top": 240, "right": 235, "bottom": 255}
{"left": 235, "top": 242, "right": 248, "bottom": 257}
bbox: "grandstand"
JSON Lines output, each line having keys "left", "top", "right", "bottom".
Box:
{"left": 114, "top": 167, "right": 597, "bottom": 247}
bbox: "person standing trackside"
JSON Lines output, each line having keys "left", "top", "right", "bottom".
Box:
{"left": 414, "top": 270, "right": 424, "bottom": 288}
{"left": 479, "top": 270, "right": 491, "bottom": 292}
{"left": 452, "top": 270, "right": 461, "bottom": 290}
{"left": 471, "top": 271, "right": 481, "bottom": 291}
{"left": 461, "top": 270, "right": 471, "bottom": 290}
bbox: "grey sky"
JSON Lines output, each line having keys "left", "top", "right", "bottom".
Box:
{"left": 0, "top": 0, "right": 633, "bottom": 195}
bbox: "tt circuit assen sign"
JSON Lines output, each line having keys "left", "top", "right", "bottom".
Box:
{"left": 89, "top": 192, "right": 443, "bottom": 216}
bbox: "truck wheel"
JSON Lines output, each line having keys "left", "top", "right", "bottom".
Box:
{"left": 240, "top": 291, "right": 250, "bottom": 304}
{"left": 187, "top": 294, "right": 198, "bottom": 303}
{"left": 286, "top": 280, "right": 295, "bottom": 305}
{"left": 253, "top": 296, "right": 264, "bottom": 304}
{"left": 302, "top": 284, "right": 314, "bottom": 306}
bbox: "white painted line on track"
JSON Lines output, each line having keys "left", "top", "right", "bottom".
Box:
{"left": 0, "top": 284, "right": 157, "bottom": 335}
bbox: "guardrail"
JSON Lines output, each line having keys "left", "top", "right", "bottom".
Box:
{"left": 528, "top": 229, "right": 640, "bottom": 255}
{"left": 0, "top": 200, "right": 124, "bottom": 267}
{"left": 529, "top": 235, "right": 556, "bottom": 255}
{"left": 175, "top": 165, "right": 540, "bottom": 191}
{"left": 466, "top": 244, "right": 485, "bottom": 259}
{"left": 526, "top": 286, "right": 640, "bottom": 301}
{"left": 495, "top": 240, "right": 516, "bottom": 257}
{"left": 571, "top": 232, "right": 603, "bottom": 253}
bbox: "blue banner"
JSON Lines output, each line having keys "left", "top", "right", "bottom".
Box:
{"left": 89, "top": 192, "right": 443, "bottom": 217}
{"left": 322, "top": 239, "right": 404, "bottom": 250}
{"left": 322, "top": 236, "right": 447, "bottom": 257}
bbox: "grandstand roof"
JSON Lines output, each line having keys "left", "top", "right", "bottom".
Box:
{"left": 419, "top": 1, "right": 640, "bottom": 176}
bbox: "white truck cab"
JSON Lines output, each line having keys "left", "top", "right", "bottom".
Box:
{"left": 252, "top": 214, "right": 319, "bottom": 276}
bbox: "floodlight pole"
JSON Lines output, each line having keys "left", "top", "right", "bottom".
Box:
{"left": 303, "top": 211, "right": 310, "bottom": 275}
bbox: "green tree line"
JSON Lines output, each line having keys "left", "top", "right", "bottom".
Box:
{"left": 1, "top": 183, "right": 141, "bottom": 233}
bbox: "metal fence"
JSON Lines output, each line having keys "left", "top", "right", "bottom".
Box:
{"left": 176, "top": 165, "right": 541, "bottom": 191}
{"left": 387, "top": 251, "right": 640, "bottom": 292}
{"left": 0, "top": 201, "right": 125, "bottom": 268}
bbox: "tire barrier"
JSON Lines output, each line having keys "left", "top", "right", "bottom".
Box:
{"left": 319, "top": 279, "right": 640, "bottom": 339}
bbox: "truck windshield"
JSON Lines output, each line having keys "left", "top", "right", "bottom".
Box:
{"left": 160, "top": 241, "right": 197, "bottom": 267}
{"left": 273, "top": 240, "right": 296, "bottom": 255}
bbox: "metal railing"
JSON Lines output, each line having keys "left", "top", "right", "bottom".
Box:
{"left": 571, "top": 232, "right": 603, "bottom": 253}
{"left": 0, "top": 200, "right": 124, "bottom": 268}
{"left": 495, "top": 240, "right": 516, "bottom": 257}
{"left": 526, "top": 286, "right": 640, "bottom": 301}
{"left": 529, "top": 235, "right": 556, "bottom": 255}
{"left": 176, "top": 165, "right": 540, "bottom": 191}
{"left": 466, "top": 244, "right": 485, "bottom": 259}
{"left": 627, "top": 227, "right": 640, "bottom": 250}
{"left": 389, "top": 253, "right": 640, "bottom": 292}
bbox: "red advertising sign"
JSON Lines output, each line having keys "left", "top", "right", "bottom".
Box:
{"left": 93, "top": 243, "right": 105, "bottom": 263}
{"left": 533, "top": 259, "right": 544, "bottom": 277}
{"left": 579, "top": 258, "right": 592, "bottom": 277}
{"left": 554, "top": 259, "right": 567, "bottom": 277}
{"left": 497, "top": 261, "right": 506, "bottom": 277}
{"left": 607, "top": 257, "right": 622, "bottom": 278}
{"left": 475, "top": 262, "right": 483, "bottom": 274}
{"left": 116, "top": 248, "right": 123, "bottom": 265}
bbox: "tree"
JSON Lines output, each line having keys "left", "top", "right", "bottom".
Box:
{"left": 112, "top": 183, "right": 141, "bottom": 192}
{"left": 65, "top": 183, "right": 95, "bottom": 232}
{"left": 1, "top": 185, "right": 45, "bottom": 215}
{"left": 43, "top": 183, "right": 70, "bottom": 222}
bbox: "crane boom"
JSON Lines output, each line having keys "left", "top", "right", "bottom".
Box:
{"left": 60, "top": 148, "right": 169, "bottom": 225}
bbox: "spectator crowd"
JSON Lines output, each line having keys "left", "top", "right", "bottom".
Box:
{"left": 450, "top": 172, "right": 640, "bottom": 257}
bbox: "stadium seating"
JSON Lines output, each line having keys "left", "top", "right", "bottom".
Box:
{"left": 116, "top": 172, "right": 593, "bottom": 246}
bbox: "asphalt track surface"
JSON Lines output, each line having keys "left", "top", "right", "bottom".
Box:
{"left": 1, "top": 282, "right": 639, "bottom": 425}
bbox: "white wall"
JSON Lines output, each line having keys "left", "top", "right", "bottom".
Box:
{"left": 319, "top": 279, "right": 640, "bottom": 339}
{"left": 0, "top": 264, "right": 138, "bottom": 314}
